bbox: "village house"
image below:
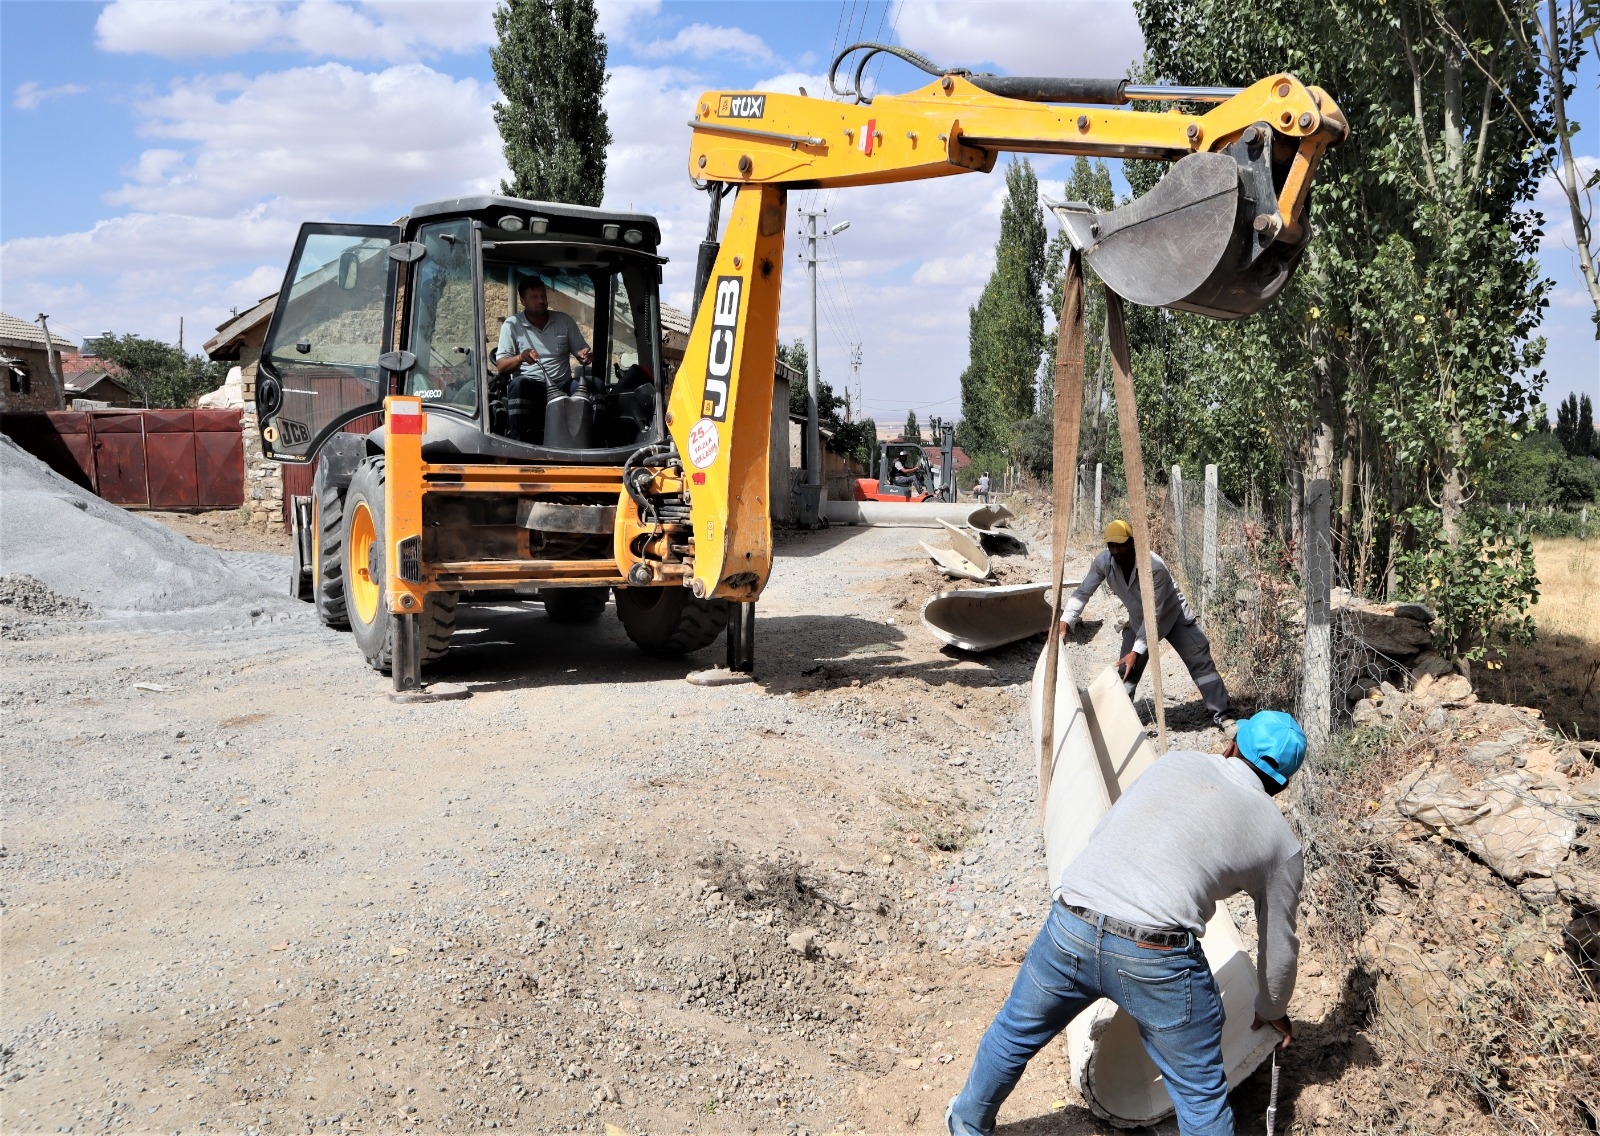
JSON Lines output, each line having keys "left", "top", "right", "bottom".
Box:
{"left": 0, "top": 312, "right": 76, "bottom": 413}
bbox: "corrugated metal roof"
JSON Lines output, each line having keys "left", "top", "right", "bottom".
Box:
{"left": 0, "top": 312, "right": 76, "bottom": 351}
{"left": 660, "top": 302, "right": 690, "bottom": 335}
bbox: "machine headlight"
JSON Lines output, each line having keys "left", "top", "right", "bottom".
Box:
{"left": 602, "top": 224, "right": 621, "bottom": 240}
{"left": 497, "top": 215, "right": 525, "bottom": 231}
{"left": 623, "top": 228, "right": 645, "bottom": 245}
{"left": 528, "top": 216, "right": 550, "bottom": 235}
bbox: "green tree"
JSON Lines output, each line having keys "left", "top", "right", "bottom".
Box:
{"left": 1555, "top": 392, "right": 1596, "bottom": 457}
{"left": 491, "top": 0, "right": 611, "bottom": 206}
{"left": 903, "top": 410, "right": 922, "bottom": 443}
{"left": 959, "top": 159, "right": 1048, "bottom": 454}
{"left": 89, "top": 334, "right": 225, "bottom": 409}
{"left": 1136, "top": 0, "right": 1552, "bottom": 618}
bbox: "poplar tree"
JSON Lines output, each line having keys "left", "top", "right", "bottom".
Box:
{"left": 903, "top": 410, "right": 922, "bottom": 443}
{"left": 959, "top": 159, "right": 1048, "bottom": 454}
{"left": 490, "top": 0, "right": 611, "bottom": 206}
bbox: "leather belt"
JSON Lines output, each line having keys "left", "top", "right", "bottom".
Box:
{"left": 1059, "top": 901, "right": 1190, "bottom": 948}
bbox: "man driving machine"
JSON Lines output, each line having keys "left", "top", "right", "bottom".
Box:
{"left": 1059, "top": 519, "right": 1231, "bottom": 726}
{"left": 495, "top": 275, "right": 593, "bottom": 442}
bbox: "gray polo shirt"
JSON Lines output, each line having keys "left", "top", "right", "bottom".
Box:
{"left": 497, "top": 310, "right": 590, "bottom": 388}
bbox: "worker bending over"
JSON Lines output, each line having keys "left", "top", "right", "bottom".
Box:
{"left": 947, "top": 712, "right": 1308, "bottom": 1136}
{"left": 1060, "top": 519, "right": 1230, "bottom": 725}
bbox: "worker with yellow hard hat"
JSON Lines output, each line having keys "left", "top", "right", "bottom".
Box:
{"left": 1058, "top": 519, "right": 1231, "bottom": 725}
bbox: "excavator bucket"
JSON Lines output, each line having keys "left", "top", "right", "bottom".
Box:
{"left": 1050, "top": 130, "right": 1308, "bottom": 320}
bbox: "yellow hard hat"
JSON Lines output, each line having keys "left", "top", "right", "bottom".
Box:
{"left": 1103, "top": 519, "right": 1133, "bottom": 545}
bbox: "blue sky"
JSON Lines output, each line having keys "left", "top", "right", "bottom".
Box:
{"left": 1, "top": 0, "right": 1594, "bottom": 426}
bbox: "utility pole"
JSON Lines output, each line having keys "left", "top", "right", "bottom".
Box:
{"left": 178, "top": 316, "right": 184, "bottom": 355}
{"left": 35, "top": 313, "right": 65, "bottom": 410}
{"left": 796, "top": 210, "right": 850, "bottom": 524}
{"left": 848, "top": 342, "right": 862, "bottom": 424}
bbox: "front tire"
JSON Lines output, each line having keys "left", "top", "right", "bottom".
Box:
{"left": 313, "top": 462, "right": 350, "bottom": 629}
{"left": 542, "top": 586, "right": 610, "bottom": 624}
{"left": 614, "top": 586, "right": 728, "bottom": 657}
{"left": 343, "top": 457, "right": 457, "bottom": 674}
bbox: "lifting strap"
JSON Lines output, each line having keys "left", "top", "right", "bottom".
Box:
{"left": 1040, "top": 264, "right": 1167, "bottom": 822}
{"left": 1041, "top": 251, "right": 1086, "bottom": 820}
{"left": 1107, "top": 290, "right": 1169, "bottom": 754}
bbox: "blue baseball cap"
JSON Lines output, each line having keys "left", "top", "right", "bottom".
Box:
{"left": 1236, "top": 711, "right": 1307, "bottom": 786}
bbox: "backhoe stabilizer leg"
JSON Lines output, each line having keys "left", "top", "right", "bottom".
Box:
{"left": 726, "top": 601, "right": 755, "bottom": 674}
{"left": 393, "top": 613, "right": 422, "bottom": 693}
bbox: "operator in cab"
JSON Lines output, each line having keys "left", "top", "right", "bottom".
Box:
{"left": 1059, "top": 519, "right": 1231, "bottom": 727}
{"left": 947, "top": 713, "right": 1307, "bottom": 1136}
{"left": 496, "top": 275, "right": 593, "bottom": 442}
{"left": 892, "top": 449, "right": 925, "bottom": 494}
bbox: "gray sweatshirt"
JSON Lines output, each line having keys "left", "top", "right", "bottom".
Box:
{"left": 1056, "top": 750, "right": 1304, "bottom": 1020}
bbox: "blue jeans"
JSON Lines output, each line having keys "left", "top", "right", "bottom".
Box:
{"left": 950, "top": 903, "right": 1233, "bottom": 1136}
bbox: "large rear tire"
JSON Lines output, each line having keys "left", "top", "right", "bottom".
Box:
{"left": 614, "top": 586, "right": 729, "bottom": 657}
{"left": 343, "top": 457, "right": 457, "bottom": 674}
{"left": 313, "top": 465, "right": 350, "bottom": 629}
{"left": 542, "top": 586, "right": 610, "bottom": 624}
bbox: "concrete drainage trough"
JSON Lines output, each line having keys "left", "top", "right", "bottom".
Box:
{"left": 1032, "top": 649, "right": 1280, "bottom": 1126}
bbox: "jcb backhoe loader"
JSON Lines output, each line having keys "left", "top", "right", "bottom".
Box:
{"left": 254, "top": 43, "right": 1343, "bottom": 694}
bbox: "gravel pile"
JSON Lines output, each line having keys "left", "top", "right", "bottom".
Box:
{"left": 0, "top": 437, "right": 283, "bottom": 618}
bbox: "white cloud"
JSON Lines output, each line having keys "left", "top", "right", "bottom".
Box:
{"left": 94, "top": 0, "right": 495, "bottom": 62}
{"left": 636, "top": 24, "right": 774, "bottom": 63}
{"left": 1, "top": 56, "right": 506, "bottom": 353}
{"left": 890, "top": 0, "right": 1144, "bottom": 80}
{"left": 108, "top": 63, "right": 502, "bottom": 217}
{"left": 12, "top": 81, "right": 90, "bottom": 110}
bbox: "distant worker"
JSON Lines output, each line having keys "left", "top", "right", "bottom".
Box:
{"left": 1059, "top": 519, "right": 1230, "bottom": 725}
{"left": 947, "top": 712, "right": 1308, "bottom": 1136}
{"left": 496, "top": 276, "right": 593, "bottom": 440}
{"left": 975, "top": 471, "right": 991, "bottom": 503}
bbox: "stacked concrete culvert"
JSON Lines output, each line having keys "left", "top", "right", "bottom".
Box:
{"left": 0, "top": 435, "right": 285, "bottom": 619}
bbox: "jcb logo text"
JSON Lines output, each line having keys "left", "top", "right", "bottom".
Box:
{"left": 701, "top": 276, "right": 740, "bottom": 422}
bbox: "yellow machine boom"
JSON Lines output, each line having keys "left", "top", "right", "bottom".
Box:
{"left": 667, "top": 48, "right": 1345, "bottom": 613}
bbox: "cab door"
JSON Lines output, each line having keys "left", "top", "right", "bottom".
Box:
{"left": 257, "top": 223, "right": 400, "bottom": 463}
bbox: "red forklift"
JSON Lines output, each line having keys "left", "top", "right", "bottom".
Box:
{"left": 852, "top": 421, "right": 956, "bottom": 503}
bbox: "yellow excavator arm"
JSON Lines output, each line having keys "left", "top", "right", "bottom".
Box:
{"left": 668, "top": 45, "right": 1345, "bottom": 605}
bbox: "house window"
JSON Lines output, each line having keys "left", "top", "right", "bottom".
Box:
{"left": 7, "top": 364, "right": 30, "bottom": 395}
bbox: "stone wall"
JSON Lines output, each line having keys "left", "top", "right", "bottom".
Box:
{"left": 242, "top": 407, "right": 284, "bottom": 531}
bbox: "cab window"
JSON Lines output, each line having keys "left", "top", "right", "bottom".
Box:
{"left": 407, "top": 219, "right": 478, "bottom": 416}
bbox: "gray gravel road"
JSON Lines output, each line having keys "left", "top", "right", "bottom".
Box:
{"left": 2, "top": 519, "right": 1225, "bottom": 1136}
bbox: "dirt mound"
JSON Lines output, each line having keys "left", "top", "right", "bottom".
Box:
{"left": 0, "top": 573, "right": 98, "bottom": 640}
{"left": 0, "top": 436, "right": 280, "bottom": 617}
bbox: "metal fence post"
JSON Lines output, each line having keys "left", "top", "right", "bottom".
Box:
{"left": 1203, "top": 464, "right": 1218, "bottom": 622}
{"left": 1583, "top": 504, "right": 1589, "bottom": 539}
{"left": 1300, "top": 478, "right": 1333, "bottom": 757}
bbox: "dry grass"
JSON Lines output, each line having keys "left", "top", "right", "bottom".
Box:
{"left": 1477, "top": 538, "right": 1600, "bottom": 740}
{"left": 1527, "top": 538, "right": 1600, "bottom": 642}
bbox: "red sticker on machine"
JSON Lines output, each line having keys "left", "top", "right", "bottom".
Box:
{"left": 687, "top": 418, "right": 720, "bottom": 469}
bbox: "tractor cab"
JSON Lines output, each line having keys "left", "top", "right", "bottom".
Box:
{"left": 255, "top": 196, "right": 668, "bottom": 468}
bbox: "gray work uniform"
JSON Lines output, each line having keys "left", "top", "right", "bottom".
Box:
{"left": 1061, "top": 548, "right": 1229, "bottom": 716}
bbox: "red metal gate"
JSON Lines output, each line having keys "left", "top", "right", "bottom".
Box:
{"left": 1, "top": 409, "right": 244, "bottom": 509}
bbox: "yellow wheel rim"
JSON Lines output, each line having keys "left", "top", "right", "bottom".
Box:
{"left": 349, "top": 501, "right": 381, "bottom": 625}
